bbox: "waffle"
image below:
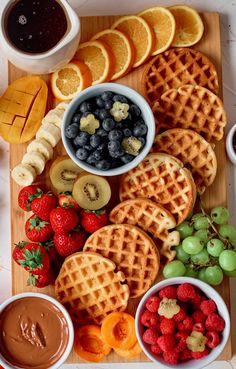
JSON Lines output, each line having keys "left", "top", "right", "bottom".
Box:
{"left": 152, "top": 128, "right": 217, "bottom": 194}
{"left": 119, "top": 153, "right": 196, "bottom": 225}
{"left": 83, "top": 224, "right": 160, "bottom": 298}
{"left": 152, "top": 84, "right": 226, "bottom": 142}
{"left": 55, "top": 252, "right": 130, "bottom": 325}
{"left": 109, "top": 198, "right": 179, "bottom": 261}
{"left": 142, "top": 48, "right": 219, "bottom": 104}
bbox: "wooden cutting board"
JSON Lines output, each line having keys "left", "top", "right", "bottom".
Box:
{"left": 9, "top": 12, "right": 231, "bottom": 362}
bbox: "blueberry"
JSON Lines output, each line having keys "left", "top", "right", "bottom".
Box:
{"left": 108, "top": 140, "right": 121, "bottom": 152}
{"left": 138, "top": 137, "right": 146, "bottom": 147}
{"left": 95, "top": 160, "right": 111, "bottom": 170}
{"left": 65, "top": 123, "right": 79, "bottom": 138}
{"left": 90, "top": 134, "right": 101, "bottom": 148}
{"left": 129, "top": 104, "right": 141, "bottom": 117}
{"left": 110, "top": 160, "right": 121, "bottom": 168}
{"left": 79, "top": 102, "right": 91, "bottom": 113}
{"left": 97, "top": 142, "right": 107, "bottom": 152}
{"left": 99, "top": 109, "right": 110, "bottom": 120}
{"left": 82, "top": 111, "right": 92, "bottom": 118}
{"left": 121, "top": 154, "right": 134, "bottom": 164}
{"left": 72, "top": 113, "right": 81, "bottom": 124}
{"left": 104, "top": 100, "right": 113, "bottom": 110}
{"left": 93, "top": 149, "right": 104, "bottom": 161}
{"left": 102, "top": 118, "right": 116, "bottom": 131}
{"left": 123, "top": 128, "right": 132, "bottom": 137}
{"left": 101, "top": 91, "right": 114, "bottom": 101}
{"left": 86, "top": 154, "right": 96, "bottom": 165}
{"left": 94, "top": 109, "right": 100, "bottom": 117}
{"left": 73, "top": 132, "right": 90, "bottom": 146}
{"left": 108, "top": 129, "right": 123, "bottom": 141}
{"left": 133, "top": 123, "right": 147, "bottom": 137}
{"left": 96, "top": 128, "right": 108, "bottom": 137}
{"left": 113, "top": 94, "right": 128, "bottom": 103}
{"left": 109, "top": 147, "right": 124, "bottom": 158}
{"left": 76, "top": 148, "right": 89, "bottom": 160}
{"left": 84, "top": 144, "right": 93, "bottom": 152}
{"left": 96, "top": 96, "right": 105, "bottom": 108}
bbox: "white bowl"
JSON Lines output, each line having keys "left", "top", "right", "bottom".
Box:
{"left": 135, "top": 277, "right": 230, "bottom": 369}
{"left": 61, "top": 83, "right": 156, "bottom": 176}
{"left": 0, "top": 292, "right": 74, "bottom": 369}
{"left": 226, "top": 124, "right": 236, "bottom": 165}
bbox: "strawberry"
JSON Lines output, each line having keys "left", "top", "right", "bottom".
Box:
{"left": 58, "top": 191, "right": 80, "bottom": 211}
{"left": 12, "top": 241, "right": 26, "bottom": 265}
{"left": 54, "top": 229, "right": 86, "bottom": 257}
{"left": 27, "top": 270, "right": 55, "bottom": 288}
{"left": 80, "top": 209, "right": 108, "bottom": 233}
{"left": 50, "top": 207, "right": 79, "bottom": 233}
{"left": 25, "top": 215, "right": 54, "bottom": 242}
{"left": 15, "top": 241, "right": 50, "bottom": 275}
{"left": 31, "top": 192, "right": 57, "bottom": 221}
{"left": 18, "top": 185, "right": 43, "bottom": 211}
{"left": 41, "top": 240, "right": 64, "bottom": 273}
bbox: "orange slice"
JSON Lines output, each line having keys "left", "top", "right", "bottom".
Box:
{"left": 169, "top": 5, "right": 204, "bottom": 47}
{"left": 111, "top": 15, "right": 154, "bottom": 68}
{"left": 138, "top": 6, "right": 176, "bottom": 55}
{"left": 75, "top": 40, "right": 114, "bottom": 85}
{"left": 91, "top": 29, "right": 135, "bottom": 80}
{"left": 51, "top": 60, "right": 92, "bottom": 101}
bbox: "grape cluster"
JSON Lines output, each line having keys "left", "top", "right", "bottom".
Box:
{"left": 163, "top": 206, "right": 236, "bottom": 285}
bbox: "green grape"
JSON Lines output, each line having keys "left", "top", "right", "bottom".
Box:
{"left": 211, "top": 206, "right": 229, "bottom": 225}
{"left": 219, "top": 250, "right": 236, "bottom": 271}
{"left": 175, "top": 244, "right": 190, "bottom": 263}
{"left": 182, "top": 236, "right": 204, "bottom": 255}
{"left": 198, "top": 267, "right": 208, "bottom": 283}
{"left": 163, "top": 260, "right": 186, "bottom": 279}
{"left": 192, "top": 213, "right": 210, "bottom": 230}
{"left": 207, "top": 238, "right": 224, "bottom": 257}
{"left": 184, "top": 265, "right": 198, "bottom": 278}
{"left": 219, "top": 224, "right": 236, "bottom": 242}
{"left": 176, "top": 221, "right": 194, "bottom": 239}
{"left": 224, "top": 268, "right": 236, "bottom": 277}
{"left": 191, "top": 249, "right": 210, "bottom": 265}
{"left": 205, "top": 265, "right": 223, "bottom": 286}
{"left": 194, "top": 229, "right": 210, "bottom": 244}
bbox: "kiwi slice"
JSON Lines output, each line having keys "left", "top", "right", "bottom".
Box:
{"left": 49, "top": 156, "right": 83, "bottom": 192}
{"left": 72, "top": 172, "right": 111, "bottom": 210}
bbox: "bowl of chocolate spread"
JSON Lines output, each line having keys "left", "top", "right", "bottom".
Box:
{"left": 0, "top": 293, "right": 74, "bottom": 369}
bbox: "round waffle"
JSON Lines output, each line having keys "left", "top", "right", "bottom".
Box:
{"left": 83, "top": 224, "right": 160, "bottom": 298}
{"left": 142, "top": 48, "right": 219, "bottom": 104}
{"left": 55, "top": 252, "right": 130, "bottom": 325}
{"left": 152, "top": 84, "right": 226, "bottom": 142}
{"left": 119, "top": 153, "right": 196, "bottom": 225}
{"left": 152, "top": 128, "right": 217, "bottom": 194}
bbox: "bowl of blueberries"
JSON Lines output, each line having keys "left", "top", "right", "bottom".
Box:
{"left": 61, "top": 83, "right": 155, "bottom": 175}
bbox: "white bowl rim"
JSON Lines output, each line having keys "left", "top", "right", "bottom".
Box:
{"left": 226, "top": 123, "right": 236, "bottom": 165}
{"left": 61, "top": 82, "right": 156, "bottom": 176}
{"left": 0, "top": 292, "right": 74, "bottom": 369}
{"left": 135, "top": 277, "right": 230, "bottom": 369}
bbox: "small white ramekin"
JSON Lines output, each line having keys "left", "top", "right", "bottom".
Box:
{"left": 226, "top": 124, "right": 236, "bottom": 165}
{"left": 135, "top": 277, "right": 230, "bottom": 369}
{"left": 0, "top": 292, "right": 74, "bottom": 369}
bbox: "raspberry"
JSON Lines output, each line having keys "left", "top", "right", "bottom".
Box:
{"left": 163, "top": 351, "right": 179, "bottom": 364}
{"left": 182, "top": 317, "right": 193, "bottom": 332}
{"left": 179, "top": 348, "right": 192, "bottom": 361}
{"left": 174, "top": 308, "right": 186, "bottom": 322}
{"left": 151, "top": 343, "right": 162, "bottom": 355}
{"left": 193, "top": 322, "right": 205, "bottom": 334}
{"left": 179, "top": 301, "right": 189, "bottom": 313}
{"left": 177, "top": 322, "right": 185, "bottom": 331}
{"left": 177, "top": 283, "right": 196, "bottom": 302}
{"left": 192, "top": 310, "right": 206, "bottom": 323}
{"left": 175, "top": 331, "right": 188, "bottom": 352}
{"left": 191, "top": 293, "right": 202, "bottom": 306}
{"left": 200, "top": 299, "right": 217, "bottom": 315}
{"left": 206, "top": 313, "right": 225, "bottom": 332}
{"left": 159, "top": 286, "right": 177, "bottom": 300}
{"left": 140, "top": 310, "right": 158, "bottom": 327}
{"left": 146, "top": 295, "right": 160, "bottom": 312}
{"left": 206, "top": 331, "right": 220, "bottom": 348}
{"left": 157, "top": 334, "right": 176, "bottom": 352}
{"left": 192, "top": 348, "right": 209, "bottom": 359}
{"left": 160, "top": 318, "right": 175, "bottom": 335}
{"left": 142, "top": 328, "right": 159, "bottom": 345}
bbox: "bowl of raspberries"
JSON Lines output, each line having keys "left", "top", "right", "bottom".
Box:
{"left": 61, "top": 83, "right": 155, "bottom": 176}
{"left": 135, "top": 277, "right": 230, "bottom": 368}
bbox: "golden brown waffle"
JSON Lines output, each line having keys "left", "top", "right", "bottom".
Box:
{"left": 119, "top": 153, "right": 196, "bottom": 225}
{"left": 83, "top": 224, "right": 160, "bottom": 298}
{"left": 55, "top": 252, "right": 130, "bottom": 325}
{"left": 152, "top": 85, "right": 226, "bottom": 142}
{"left": 142, "top": 48, "right": 219, "bottom": 104}
{"left": 109, "top": 198, "right": 179, "bottom": 261}
{"left": 152, "top": 128, "right": 217, "bottom": 194}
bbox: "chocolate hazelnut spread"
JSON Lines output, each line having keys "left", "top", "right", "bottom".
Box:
{"left": 0, "top": 297, "right": 70, "bottom": 369}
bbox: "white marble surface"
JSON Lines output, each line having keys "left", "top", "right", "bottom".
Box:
{"left": 0, "top": 0, "right": 236, "bottom": 368}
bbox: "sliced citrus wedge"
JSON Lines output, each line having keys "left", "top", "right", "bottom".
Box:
{"left": 51, "top": 60, "right": 92, "bottom": 101}
{"left": 91, "top": 29, "right": 135, "bottom": 80}
{"left": 75, "top": 40, "right": 114, "bottom": 85}
{"left": 169, "top": 5, "right": 204, "bottom": 47}
{"left": 111, "top": 15, "right": 154, "bottom": 68}
{"left": 138, "top": 6, "right": 176, "bottom": 55}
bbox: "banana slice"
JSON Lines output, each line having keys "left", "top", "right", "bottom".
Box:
{"left": 56, "top": 102, "right": 69, "bottom": 111}
{"left": 11, "top": 163, "right": 37, "bottom": 186}
{"left": 42, "top": 109, "right": 64, "bottom": 129}
{"left": 27, "top": 138, "right": 53, "bottom": 161}
{"left": 22, "top": 151, "right": 46, "bottom": 175}
{"left": 36, "top": 122, "right": 61, "bottom": 147}
{"left": 158, "top": 297, "right": 180, "bottom": 319}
